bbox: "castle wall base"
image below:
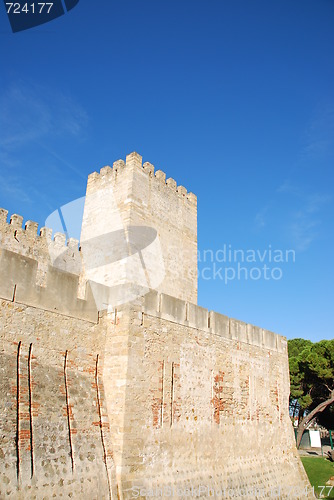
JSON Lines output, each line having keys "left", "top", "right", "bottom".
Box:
{"left": 0, "top": 292, "right": 311, "bottom": 499}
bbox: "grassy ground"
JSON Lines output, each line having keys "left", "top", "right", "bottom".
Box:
{"left": 301, "top": 457, "right": 334, "bottom": 498}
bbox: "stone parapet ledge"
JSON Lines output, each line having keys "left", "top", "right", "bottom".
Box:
{"left": 0, "top": 241, "right": 286, "bottom": 352}
{"left": 0, "top": 248, "right": 97, "bottom": 323}
{"left": 138, "top": 289, "right": 286, "bottom": 353}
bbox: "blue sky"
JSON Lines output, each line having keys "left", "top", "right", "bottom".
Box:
{"left": 0, "top": 0, "right": 333, "bottom": 341}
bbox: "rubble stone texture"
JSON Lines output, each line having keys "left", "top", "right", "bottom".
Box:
{"left": 0, "top": 152, "right": 311, "bottom": 498}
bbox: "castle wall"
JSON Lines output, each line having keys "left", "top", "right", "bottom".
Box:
{"left": 103, "top": 293, "right": 311, "bottom": 499}
{"left": 0, "top": 297, "right": 118, "bottom": 499}
{"left": 0, "top": 247, "right": 311, "bottom": 499}
{"left": 0, "top": 151, "right": 311, "bottom": 499}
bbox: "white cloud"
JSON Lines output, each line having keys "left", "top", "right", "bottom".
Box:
{"left": 0, "top": 175, "right": 33, "bottom": 204}
{"left": 287, "top": 190, "right": 331, "bottom": 251}
{"left": 256, "top": 178, "right": 331, "bottom": 251}
{"left": 254, "top": 206, "right": 269, "bottom": 229}
{"left": 290, "top": 211, "right": 319, "bottom": 251}
{"left": 300, "top": 104, "right": 334, "bottom": 162}
{"left": 0, "top": 80, "right": 89, "bottom": 163}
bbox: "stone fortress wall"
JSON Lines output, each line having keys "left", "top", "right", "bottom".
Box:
{"left": 0, "top": 153, "right": 311, "bottom": 499}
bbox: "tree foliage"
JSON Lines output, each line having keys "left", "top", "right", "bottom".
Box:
{"left": 288, "top": 338, "right": 334, "bottom": 447}
{"left": 317, "top": 404, "right": 334, "bottom": 430}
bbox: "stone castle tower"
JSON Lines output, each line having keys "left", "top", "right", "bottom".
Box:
{"left": 79, "top": 152, "right": 197, "bottom": 310}
{"left": 0, "top": 152, "right": 311, "bottom": 499}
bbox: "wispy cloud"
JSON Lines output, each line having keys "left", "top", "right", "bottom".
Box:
{"left": 277, "top": 180, "right": 300, "bottom": 195}
{"left": 0, "top": 175, "right": 34, "bottom": 204}
{"left": 254, "top": 101, "right": 333, "bottom": 250}
{"left": 254, "top": 205, "right": 269, "bottom": 229}
{"left": 276, "top": 100, "right": 334, "bottom": 249}
{"left": 256, "top": 180, "right": 331, "bottom": 251}
{"left": 35, "top": 141, "right": 88, "bottom": 180}
{"left": 305, "top": 193, "right": 332, "bottom": 214}
{"left": 0, "top": 80, "right": 89, "bottom": 166}
{"left": 300, "top": 104, "right": 334, "bottom": 162}
{"left": 281, "top": 185, "right": 331, "bottom": 251}
{"left": 290, "top": 211, "right": 319, "bottom": 252}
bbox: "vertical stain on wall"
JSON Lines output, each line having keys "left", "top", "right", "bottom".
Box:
{"left": 161, "top": 360, "right": 165, "bottom": 428}
{"left": 12, "top": 284, "right": 17, "bottom": 302}
{"left": 170, "top": 362, "right": 174, "bottom": 427}
{"left": 28, "top": 343, "right": 34, "bottom": 479}
{"left": 16, "top": 341, "right": 21, "bottom": 482}
{"left": 64, "top": 350, "right": 74, "bottom": 472}
{"left": 172, "top": 362, "right": 181, "bottom": 423}
{"left": 95, "top": 354, "right": 111, "bottom": 500}
{"left": 152, "top": 360, "right": 165, "bottom": 428}
{"left": 211, "top": 371, "right": 224, "bottom": 424}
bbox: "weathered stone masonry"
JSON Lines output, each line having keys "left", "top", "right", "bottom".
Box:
{"left": 0, "top": 152, "right": 310, "bottom": 499}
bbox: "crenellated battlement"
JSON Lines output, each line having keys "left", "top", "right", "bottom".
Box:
{"left": 0, "top": 207, "right": 82, "bottom": 282}
{"left": 0, "top": 248, "right": 97, "bottom": 322}
{"left": 86, "top": 152, "right": 197, "bottom": 205}
{"left": 0, "top": 208, "right": 79, "bottom": 250}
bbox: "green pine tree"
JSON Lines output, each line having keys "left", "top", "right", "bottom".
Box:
{"left": 288, "top": 338, "right": 334, "bottom": 448}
